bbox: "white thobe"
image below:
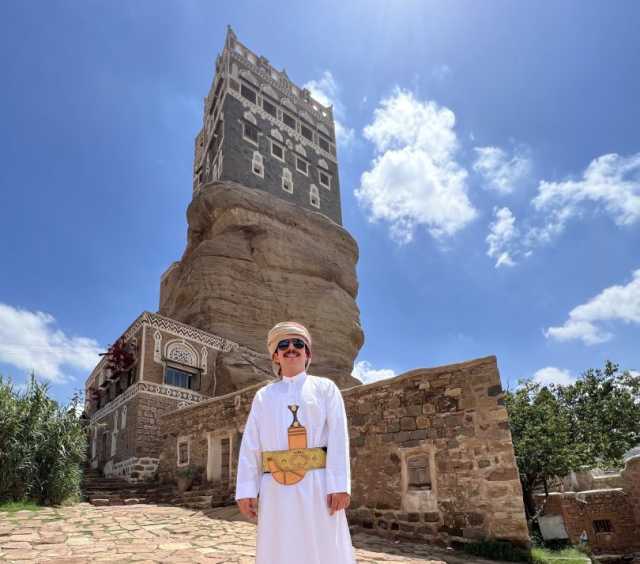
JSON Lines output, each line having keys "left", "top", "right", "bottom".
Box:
{"left": 235, "top": 371, "right": 355, "bottom": 564}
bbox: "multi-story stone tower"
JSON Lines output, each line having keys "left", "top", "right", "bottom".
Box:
{"left": 193, "top": 26, "right": 342, "bottom": 224}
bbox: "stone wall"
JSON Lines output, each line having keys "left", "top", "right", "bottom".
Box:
{"left": 343, "top": 356, "right": 528, "bottom": 547}
{"left": 535, "top": 456, "right": 640, "bottom": 556}
{"left": 157, "top": 356, "right": 529, "bottom": 548}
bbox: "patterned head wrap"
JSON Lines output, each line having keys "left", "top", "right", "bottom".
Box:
{"left": 267, "top": 321, "right": 312, "bottom": 376}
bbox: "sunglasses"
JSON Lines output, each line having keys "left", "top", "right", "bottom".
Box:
{"left": 276, "top": 338, "right": 306, "bottom": 351}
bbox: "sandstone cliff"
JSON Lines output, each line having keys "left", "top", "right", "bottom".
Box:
{"left": 159, "top": 181, "right": 363, "bottom": 389}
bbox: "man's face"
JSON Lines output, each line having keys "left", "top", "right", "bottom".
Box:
{"left": 273, "top": 334, "right": 309, "bottom": 376}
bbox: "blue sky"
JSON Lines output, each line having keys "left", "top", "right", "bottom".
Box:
{"left": 1, "top": 1, "right": 638, "bottom": 405}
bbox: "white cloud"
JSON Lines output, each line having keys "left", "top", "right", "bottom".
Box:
{"left": 545, "top": 269, "right": 640, "bottom": 345}
{"left": 352, "top": 360, "right": 396, "bottom": 384}
{"left": 531, "top": 366, "right": 576, "bottom": 387}
{"left": 486, "top": 207, "right": 519, "bottom": 268}
{"left": 356, "top": 89, "right": 477, "bottom": 243}
{"left": 531, "top": 152, "right": 640, "bottom": 241}
{"left": 473, "top": 146, "right": 531, "bottom": 195}
{"left": 0, "top": 303, "right": 101, "bottom": 383}
{"left": 303, "top": 71, "right": 354, "bottom": 147}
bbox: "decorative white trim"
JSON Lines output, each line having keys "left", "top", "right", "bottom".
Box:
{"left": 296, "top": 155, "right": 309, "bottom": 176}
{"left": 282, "top": 97, "right": 296, "bottom": 112}
{"left": 177, "top": 436, "right": 191, "bottom": 467}
{"left": 271, "top": 128, "right": 283, "bottom": 142}
{"left": 153, "top": 330, "right": 162, "bottom": 364}
{"left": 90, "top": 382, "right": 208, "bottom": 423}
{"left": 318, "top": 123, "right": 330, "bottom": 136}
{"left": 113, "top": 411, "right": 118, "bottom": 434}
{"left": 239, "top": 69, "right": 259, "bottom": 87}
{"left": 262, "top": 84, "right": 278, "bottom": 99}
{"left": 318, "top": 158, "right": 328, "bottom": 169}
{"left": 295, "top": 143, "right": 307, "bottom": 157}
{"left": 165, "top": 339, "right": 199, "bottom": 368}
{"left": 319, "top": 169, "right": 332, "bottom": 190}
{"left": 121, "top": 405, "right": 127, "bottom": 429}
{"left": 243, "top": 110, "right": 257, "bottom": 125}
{"left": 140, "top": 324, "right": 147, "bottom": 382}
{"left": 282, "top": 168, "right": 293, "bottom": 194}
{"left": 310, "top": 184, "right": 320, "bottom": 208}
{"left": 122, "top": 312, "right": 238, "bottom": 353}
{"left": 270, "top": 138, "right": 285, "bottom": 162}
{"left": 252, "top": 151, "right": 264, "bottom": 178}
{"left": 226, "top": 88, "right": 337, "bottom": 164}
{"left": 201, "top": 346, "right": 208, "bottom": 375}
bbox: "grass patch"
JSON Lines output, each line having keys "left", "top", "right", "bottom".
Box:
{"left": 531, "top": 546, "right": 590, "bottom": 564}
{"left": 0, "top": 500, "right": 42, "bottom": 513}
{"left": 460, "top": 540, "right": 531, "bottom": 562}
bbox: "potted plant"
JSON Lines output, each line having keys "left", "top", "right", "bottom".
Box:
{"left": 176, "top": 466, "right": 194, "bottom": 493}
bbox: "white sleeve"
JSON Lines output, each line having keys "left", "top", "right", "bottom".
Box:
{"left": 235, "top": 393, "right": 262, "bottom": 500}
{"left": 325, "top": 381, "right": 351, "bottom": 495}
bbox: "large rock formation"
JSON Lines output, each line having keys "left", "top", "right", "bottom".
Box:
{"left": 159, "top": 181, "right": 363, "bottom": 389}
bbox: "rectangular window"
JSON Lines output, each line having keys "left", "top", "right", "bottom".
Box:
{"left": 271, "top": 140, "right": 284, "bottom": 162}
{"left": 319, "top": 136, "right": 330, "bottom": 152}
{"left": 301, "top": 124, "right": 313, "bottom": 142}
{"left": 319, "top": 170, "right": 331, "bottom": 189}
{"left": 243, "top": 121, "right": 258, "bottom": 145}
{"left": 240, "top": 83, "right": 257, "bottom": 104}
{"left": 178, "top": 441, "right": 189, "bottom": 465}
{"left": 296, "top": 156, "right": 309, "bottom": 176}
{"left": 165, "top": 366, "right": 194, "bottom": 390}
{"left": 263, "top": 97, "right": 277, "bottom": 118}
{"left": 283, "top": 112, "right": 296, "bottom": 130}
{"left": 407, "top": 455, "right": 431, "bottom": 490}
{"left": 593, "top": 519, "right": 613, "bottom": 533}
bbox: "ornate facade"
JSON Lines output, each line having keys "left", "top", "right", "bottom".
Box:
{"left": 193, "top": 26, "right": 343, "bottom": 224}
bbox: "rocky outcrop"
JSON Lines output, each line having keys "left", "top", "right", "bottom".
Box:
{"left": 159, "top": 181, "right": 363, "bottom": 389}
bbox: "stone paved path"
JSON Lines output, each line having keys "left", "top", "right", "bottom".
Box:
{"left": 0, "top": 503, "right": 507, "bottom": 563}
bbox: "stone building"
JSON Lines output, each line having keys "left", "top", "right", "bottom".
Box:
{"left": 195, "top": 26, "right": 342, "bottom": 224}
{"left": 84, "top": 28, "right": 531, "bottom": 549}
{"left": 535, "top": 452, "right": 640, "bottom": 557}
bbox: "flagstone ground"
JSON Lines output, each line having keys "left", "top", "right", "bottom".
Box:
{"left": 0, "top": 503, "right": 512, "bottom": 563}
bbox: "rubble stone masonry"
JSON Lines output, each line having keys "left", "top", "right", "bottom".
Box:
{"left": 158, "top": 356, "right": 529, "bottom": 548}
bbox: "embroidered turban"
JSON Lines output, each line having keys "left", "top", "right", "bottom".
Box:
{"left": 267, "top": 321, "right": 312, "bottom": 375}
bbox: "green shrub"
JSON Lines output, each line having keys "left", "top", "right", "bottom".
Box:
{"left": 0, "top": 375, "right": 87, "bottom": 505}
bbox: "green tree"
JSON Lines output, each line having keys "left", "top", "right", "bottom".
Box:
{"left": 505, "top": 361, "right": 640, "bottom": 520}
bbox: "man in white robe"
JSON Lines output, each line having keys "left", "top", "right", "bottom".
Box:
{"left": 236, "top": 321, "right": 355, "bottom": 564}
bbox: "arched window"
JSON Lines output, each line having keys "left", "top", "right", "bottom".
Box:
{"left": 165, "top": 341, "right": 198, "bottom": 368}
{"left": 310, "top": 184, "right": 320, "bottom": 208}
{"left": 252, "top": 151, "right": 264, "bottom": 178}
{"left": 282, "top": 168, "right": 293, "bottom": 193}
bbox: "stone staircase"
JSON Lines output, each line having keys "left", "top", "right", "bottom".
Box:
{"left": 82, "top": 468, "right": 155, "bottom": 506}
{"left": 82, "top": 468, "right": 235, "bottom": 510}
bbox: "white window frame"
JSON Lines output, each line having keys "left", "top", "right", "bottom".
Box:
{"left": 270, "top": 139, "right": 285, "bottom": 162}
{"left": 282, "top": 168, "right": 293, "bottom": 194}
{"left": 252, "top": 151, "right": 264, "bottom": 178}
{"left": 240, "top": 82, "right": 257, "bottom": 105}
{"left": 318, "top": 169, "right": 332, "bottom": 189}
{"left": 310, "top": 184, "right": 320, "bottom": 208}
{"left": 262, "top": 96, "right": 278, "bottom": 118}
{"left": 296, "top": 156, "right": 309, "bottom": 176}
{"left": 282, "top": 111, "right": 296, "bottom": 131}
{"left": 177, "top": 436, "right": 191, "bottom": 467}
{"left": 242, "top": 121, "right": 259, "bottom": 147}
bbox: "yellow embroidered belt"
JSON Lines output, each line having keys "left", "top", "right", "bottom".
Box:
{"left": 262, "top": 447, "right": 327, "bottom": 473}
